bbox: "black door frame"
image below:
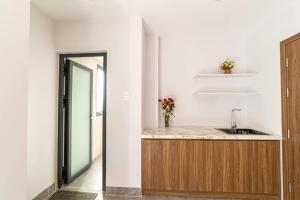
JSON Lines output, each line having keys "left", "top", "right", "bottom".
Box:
{"left": 58, "top": 52, "right": 107, "bottom": 191}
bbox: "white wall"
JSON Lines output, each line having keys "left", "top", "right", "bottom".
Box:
{"left": 142, "top": 0, "right": 300, "bottom": 132}
{"left": 247, "top": 0, "right": 300, "bottom": 135}
{"left": 158, "top": 30, "right": 249, "bottom": 128}
{"left": 142, "top": 31, "right": 160, "bottom": 128}
{"left": 55, "top": 18, "right": 143, "bottom": 187}
{"left": 128, "top": 17, "right": 143, "bottom": 187}
{"left": 28, "top": 4, "right": 57, "bottom": 199}
{"left": 0, "top": 0, "right": 29, "bottom": 199}
{"left": 70, "top": 57, "right": 103, "bottom": 161}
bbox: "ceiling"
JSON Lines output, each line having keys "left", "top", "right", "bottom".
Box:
{"left": 31, "top": 0, "right": 292, "bottom": 34}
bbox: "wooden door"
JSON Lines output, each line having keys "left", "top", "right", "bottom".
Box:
{"left": 281, "top": 33, "right": 300, "bottom": 200}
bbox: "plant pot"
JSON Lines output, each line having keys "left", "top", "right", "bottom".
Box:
{"left": 224, "top": 69, "right": 232, "bottom": 74}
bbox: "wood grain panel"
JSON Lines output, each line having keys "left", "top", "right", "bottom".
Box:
{"left": 281, "top": 33, "right": 300, "bottom": 200}
{"left": 142, "top": 139, "right": 280, "bottom": 199}
{"left": 280, "top": 39, "right": 289, "bottom": 200}
{"left": 287, "top": 37, "right": 300, "bottom": 200}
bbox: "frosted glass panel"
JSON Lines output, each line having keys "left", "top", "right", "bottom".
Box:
{"left": 70, "top": 64, "right": 92, "bottom": 177}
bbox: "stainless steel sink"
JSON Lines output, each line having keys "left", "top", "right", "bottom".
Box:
{"left": 217, "top": 128, "right": 269, "bottom": 135}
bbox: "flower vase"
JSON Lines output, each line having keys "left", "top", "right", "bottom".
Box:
{"left": 164, "top": 114, "right": 170, "bottom": 128}
{"left": 224, "top": 69, "right": 232, "bottom": 74}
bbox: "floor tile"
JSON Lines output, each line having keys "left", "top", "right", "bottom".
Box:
{"left": 64, "top": 156, "right": 102, "bottom": 191}
{"left": 49, "top": 191, "right": 98, "bottom": 200}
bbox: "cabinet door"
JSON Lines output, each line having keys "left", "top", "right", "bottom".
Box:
{"left": 142, "top": 139, "right": 280, "bottom": 198}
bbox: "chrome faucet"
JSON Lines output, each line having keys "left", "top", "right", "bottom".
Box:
{"left": 231, "top": 108, "right": 242, "bottom": 129}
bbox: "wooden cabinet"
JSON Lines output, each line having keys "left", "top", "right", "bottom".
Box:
{"left": 142, "top": 139, "right": 281, "bottom": 199}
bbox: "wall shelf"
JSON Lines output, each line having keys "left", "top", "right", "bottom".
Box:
{"left": 194, "top": 90, "right": 258, "bottom": 95}
{"left": 194, "top": 73, "right": 257, "bottom": 79}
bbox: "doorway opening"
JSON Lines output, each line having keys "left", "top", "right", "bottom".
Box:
{"left": 58, "top": 52, "right": 107, "bottom": 192}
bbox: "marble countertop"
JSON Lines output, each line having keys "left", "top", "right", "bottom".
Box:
{"left": 142, "top": 127, "right": 282, "bottom": 141}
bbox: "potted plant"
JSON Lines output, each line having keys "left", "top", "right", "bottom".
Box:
{"left": 159, "top": 97, "right": 175, "bottom": 127}
{"left": 220, "top": 59, "right": 235, "bottom": 74}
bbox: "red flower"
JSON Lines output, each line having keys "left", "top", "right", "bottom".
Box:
{"left": 168, "top": 97, "right": 174, "bottom": 102}
{"left": 159, "top": 96, "right": 175, "bottom": 114}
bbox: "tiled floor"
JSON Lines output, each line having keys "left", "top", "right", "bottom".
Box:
{"left": 56, "top": 188, "right": 242, "bottom": 200}
{"left": 49, "top": 191, "right": 98, "bottom": 200}
{"left": 64, "top": 156, "right": 102, "bottom": 192}
{"left": 102, "top": 195, "right": 239, "bottom": 200}
{"left": 54, "top": 191, "right": 241, "bottom": 200}
{"left": 101, "top": 187, "right": 240, "bottom": 200}
{"left": 60, "top": 157, "right": 240, "bottom": 200}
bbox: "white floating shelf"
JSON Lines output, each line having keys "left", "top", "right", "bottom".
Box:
{"left": 194, "top": 73, "right": 257, "bottom": 79}
{"left": 194, "top": 90, "right": 258, "bottom": 95}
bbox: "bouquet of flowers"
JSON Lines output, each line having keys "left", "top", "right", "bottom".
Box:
{"left": 159, "top": 97, "right": 175, "bottom": 127}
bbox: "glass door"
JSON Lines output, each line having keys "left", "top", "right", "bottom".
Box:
{"left": 65, "top": 59, "right": 93, "bottom": 183}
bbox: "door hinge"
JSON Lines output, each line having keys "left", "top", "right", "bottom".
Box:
{"left": 63, "top": 60, "right": 69, "bottom": 75}
{"left": 286, "top": 88, "right": 289, "bottom": 98}
{"left": 288, "top": 182, "right": 292, "bottom": 193}
{"left": 62, "top": 64, "right": 68, "bottom": 75}
{"left": 63, "top": 96, "right": 68, "bottom": 108}
{"left": 286, "top": 58, "right": 289, "bottom": 68}
{"left": 288, "top": 129, "right": 291, "bottom": 139}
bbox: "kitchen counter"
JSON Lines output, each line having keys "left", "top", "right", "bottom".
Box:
{"left": 142, "top": 126, "right": 281, "bottom": 140}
